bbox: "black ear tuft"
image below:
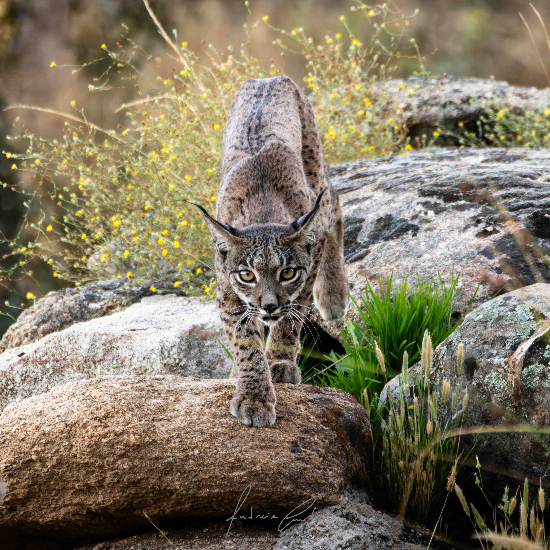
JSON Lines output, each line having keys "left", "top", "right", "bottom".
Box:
{"left": 290, "top": 189, "right": 326, "bottom": 232}
{"left": 191, "top": 203, "right": 241, "bottom": 237}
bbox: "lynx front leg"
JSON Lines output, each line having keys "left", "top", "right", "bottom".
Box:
{"left": 220, "top": 294, "right": 276, "bottom": 427}
{"left": 314, "top": 214, "right": 350, "bottom": 321}
{"left": 266, "top": 309, "right": 304, "bottom": 384}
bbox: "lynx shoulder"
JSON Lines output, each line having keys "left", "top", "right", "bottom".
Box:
{"left": 195, "top": 75, "right": 349, "bottom": 427}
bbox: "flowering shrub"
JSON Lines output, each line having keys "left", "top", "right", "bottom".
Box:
{"left": 1, "top": 0, "right": 422, "bottom": 308}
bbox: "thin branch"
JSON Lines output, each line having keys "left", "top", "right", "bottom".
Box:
{"left": 115, "top": 94, "right": 176, "bottom": 114}
{"left": 4, "top": 105, "right": 118, "bottom": 140}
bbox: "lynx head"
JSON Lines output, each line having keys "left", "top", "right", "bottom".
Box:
{"left": 194, "top": 192, "right": 325, "bottom": 325}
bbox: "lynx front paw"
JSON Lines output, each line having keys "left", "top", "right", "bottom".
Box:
{"left": 229, "top": 388, "right": 277, "bottom": 427}
{"left": 314, "top": 291, "right": 350, "bottom": 322}
{"left": 270, "top": 361, "right": 302, "bottom": 384}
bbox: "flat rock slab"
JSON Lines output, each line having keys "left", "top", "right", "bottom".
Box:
{"left": 0, "top": 376, "right": 371, "bottom": 550}
{"left": 0, "top": 278, "right": 185, "bottom": 352}
{"left": 331, "top": 148, "right": 550, "bottom": 310}
{"left": 0, "top": 295, "right": 231, "bottom": 411}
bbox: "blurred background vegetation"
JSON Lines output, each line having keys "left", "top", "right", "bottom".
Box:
{"left": 0, "top": 0, "right": 549, "bottom": 337}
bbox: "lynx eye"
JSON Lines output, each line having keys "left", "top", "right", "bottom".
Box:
{"left": 239, "top": 270, "right": 255, "bottom": 283}
{"left": 280, "top": 268, "right": 296, "bottom": 281}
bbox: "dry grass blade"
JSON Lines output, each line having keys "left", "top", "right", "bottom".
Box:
{"left": 530, "top": 3, "right": 550, "bottom": 55}
{"left": 480, "top": 532, "right": 544, "bottom": 550}
{"left": 142, "top": 511, "right": 174, "bottom": 545}
{"left": 519, "top": 11, "right": 550, "bottom": 87}
{"left": 508, "top": 317, "right": 550, "bottom": 404}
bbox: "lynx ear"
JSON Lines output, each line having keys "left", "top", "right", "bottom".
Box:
{"left": 289, "top": 189, "right": 326, "bottom": 234}
{"left": 192, "top": 204, "right": 242, "bottom": 252}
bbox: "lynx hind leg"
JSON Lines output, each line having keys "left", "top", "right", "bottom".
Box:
{"left": 314, "top": 217, "right": 350, "bottom": 322}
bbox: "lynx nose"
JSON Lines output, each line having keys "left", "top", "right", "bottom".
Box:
{"left": 263, "top": 303, "right": 278, "bottom": 314}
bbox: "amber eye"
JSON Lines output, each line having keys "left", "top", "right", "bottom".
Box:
{"left": 281, "top": 268, "right": 296, "bottom": 281}
{"left": 239, "top": 270, "right": 255, "bottom": 282}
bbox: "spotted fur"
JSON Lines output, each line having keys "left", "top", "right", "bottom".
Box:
{"left": 197, "top": 75, "right": 349, "bottom": 427}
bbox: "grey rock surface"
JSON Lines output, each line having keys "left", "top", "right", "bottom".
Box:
{"left": 0, "top": 376, "right": 371, "bottom": 550}
{"left": 0, "top": 294, "right": 231, "bottom": 411}
{"left": 371, "top": 77, "right": 550, "bottom": 145}
{"left": 274, "top": 491, "right": 442, "bottom": 550}
{"left": 331, "top": 148, "right": 550, "bottom": 312}
{"left": 383, "top": 283, "right": 550, "bottom": 489}
{"left": 0, "top": 277, "right": 186, "bottom": 352}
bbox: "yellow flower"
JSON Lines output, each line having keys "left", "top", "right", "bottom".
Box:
{"left": 50, "top": 61, "right": 56, "bottom": 68}
{"left": 162, "top": 249, "right": 168, "bottom": 256}
{"left": 34, "top": 159, "right": 40, "bottom": 165}
{"left": 210, "top": 196, "right": 216, "bottom": 202}
{"left": 133, "top": 236, "right": 139, "bottom": 242}
{"left": 326, "top": 38, "right": 333, "bottom": 44}
{"left": 11, "top": 163, "right": 16, "bottom": 170}
{"left": 181, "top": 41, "right": 188, "bottom": 47}
{"left": 187, "top": 260, "right": 194, "bottom": 265}
{"left": 174, "top": 281, "right": 180, "bottom": 287}
{"left": 405, "top": 144, "right": 413, "bottom": 150}
{"left": 101, "top": 254, "right": 107, "bottom": 262}
{"left": 144, "top": 204, "right": 150, "bottom": 210}
{"left": 101, "top": 43, "right": 106, "bottom": 49}
{"left": 53, "top": 271, "right": 59, "bottom": 277}
{"left": 127, "top": 272, "right": 132, "bottom": 278}
{"left": 150, "top": 286, "right": 157, "bottom": 292}
{"left": 433, "top": 131, "right": 441, "bottom": 137}
{"left": 262, "top": 15, "right": 269, "bottom": 21}
{"left": 47, "top": 259, "right": 53, "bottom": 264}
{"left": 26, "top": 292, "right": 34, "bottom": 300}
{"left": 339, "top": 15, "right": 345, "bottom": 21}
{"left": 161, "top": 229, "right": 168, "bottom": 235}
{"left": 113, "top": 219, "right": 121, "bottom": 227}
{"left": 196, "top": 267, "right": 202, "bottom": 275}
{"left": 213, "top": 124, "right": 220, "bottom": 130}
{"left": 363, "top": 98, "right": 371, "bottom": 106}
{"left": 499, "top": 135, "right": 506, "bottom": 141}
{"left": 124, "top": 250, "right": 129, "bottom": 258}
{"left": 158, "top": 238, "right": 165, "bottom": 245}
{"left": 352, "top": 39, "right": 361, "bottom": 46}
{"left": 5, "top": 152, "right": 10, "bottom": 158}
{"left": 368, "top": 9, "right": 375, "bottom": 16}
{"left": 70, "top": 100, "right": 76, "bottom": 106}
{"left": 336, "top": 33, "right": 342, "bottom": 39}
{"left": 173, "top": 241, "right": 181, "bottom": 247}
{"left": 545, "top": 109, "right": 550, "bottom": 117}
